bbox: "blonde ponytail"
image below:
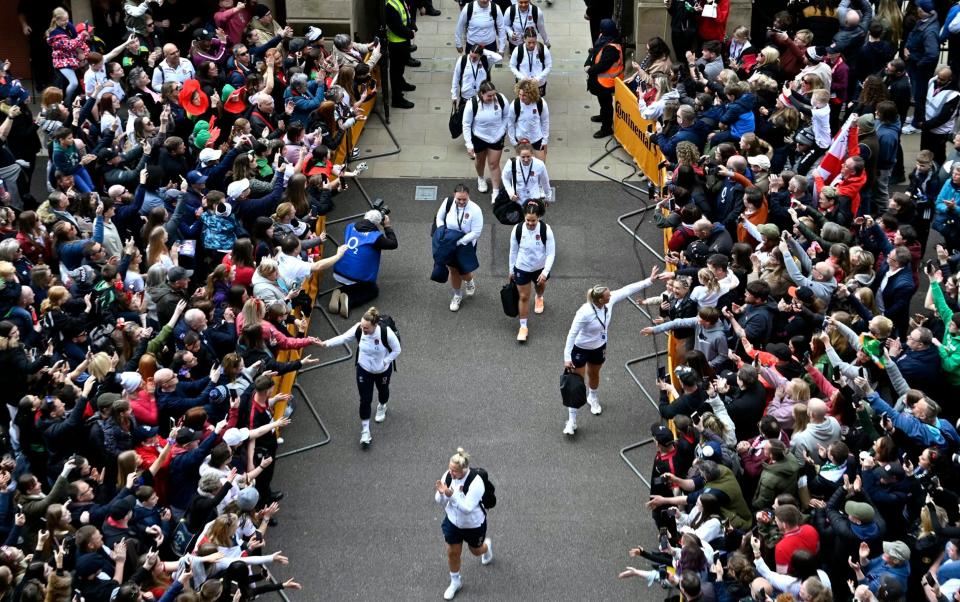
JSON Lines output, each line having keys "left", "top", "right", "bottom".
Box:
{"left": 450, "top": 447, "right": 470, "bottom": 468}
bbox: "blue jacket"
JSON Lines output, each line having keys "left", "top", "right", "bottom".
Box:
{"left": 283, "top": 81, "right": 325, "bottom": 126}
{"left": 859, "top": 555, "right": 910, "bottom": 594}
{"left": 876, "top": 118, "right": 900, "bottom": 170}
{"left": 200, "top": 211, "right": 240, "bottom": 251}
{"left": 167, "top": 433, "right": 218, "bottom": 510}
{"left": 234, "top": 173, "right": 284, "bottom": 229}
{"left": 652, "top": 124, "right": 706, "bottom": 162}
{"left": 934, "top": 178, "right": 960, "bottom": 232}
{"left": 156, "top": 377, "right": 215, "bottom": 421}
{"left": 895, "top": 346, "right": 942, "bottom": 388}
{"left": 431, "top": 227, "right": 479, "bottom": 283}
{"left": 873, "top": 262, "right": 917, "bottom": 331}
{"left": 941, "top": 4, "right": 960, "bottom": 41}
{"left": 866, "top": 392, "right": 960, "bottom": 449}
{"left": 906, "top": 14, "right": 942, "bottom": 69}
{"left": 720, "top": 93, "right": 755, "bottom": 138}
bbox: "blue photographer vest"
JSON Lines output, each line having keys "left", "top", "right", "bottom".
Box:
{"left": 335, "top": 223, "right": 383, "bottom": 282}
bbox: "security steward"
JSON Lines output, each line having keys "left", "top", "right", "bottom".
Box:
{"left": 328, "top": 209, "right": 399, "bottom": 318}
{"left": 584, "top": 19, "right": 623, "bottom": 139}
{"left": 386, "top": 0, "right": 419, "bottom": 109}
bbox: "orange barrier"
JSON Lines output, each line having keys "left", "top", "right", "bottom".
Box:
{"left": 270, "top": 63, "right": 381, "bottom": 420}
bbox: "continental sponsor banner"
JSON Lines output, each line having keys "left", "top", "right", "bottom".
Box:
{"left": 613, "top": 78, "right": 666, "bottom": 188}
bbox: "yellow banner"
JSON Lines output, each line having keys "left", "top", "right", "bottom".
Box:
{"left": 613, "top": 78, "right": 666, "bottom": 189}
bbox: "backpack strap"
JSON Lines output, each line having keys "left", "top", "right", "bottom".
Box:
{"left": 508, "top": 4, "right": 516, "bottom": 25}
{"left": 512, "top": 156, "right": 518, "bottom": 190}
{"left": 514, "top": 222, "right": 522, "bottom": 245}
{"left": 458, "top": 55, "right": 468, "bottom": 96}
{"left": 380, "top": 324, "right": 393, "bottom": 354}
{"left": 497, "top": 93, "right": 505, "bottom": 112}
{"left": 515, "top": 43, "right": 525, "bottom": 68}
{"left": 466, "top": 1, "right": 474, "bottom": 29}
{"left": 537, "top": 41, "right": 545, "bottom": 66}
{"left": 443, "top": 469, "right": 478, "bottom": 491}
{"left": 480, "top": 54, "right": 489, "bottom": 78}
{"left": 513, "top": 97, "right": 521, "bottom": 120}
{"left": 540, "top": 219, "right": 547, "bottom": 244}
{"left": 537, "top": 98, "right": 543, "bottom": 114}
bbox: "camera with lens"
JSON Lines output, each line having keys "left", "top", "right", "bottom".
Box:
{"left": 704, "top": 164, "right": 720, "bottom": 176}
{"left": 371, "top": 198, "right": 390, "bottom": 217}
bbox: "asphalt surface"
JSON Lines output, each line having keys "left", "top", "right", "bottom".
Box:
{"left": 267, "top": 177, "right": 669, "bottom": 601}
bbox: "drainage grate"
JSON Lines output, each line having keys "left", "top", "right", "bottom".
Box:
{"left": 415, "top": 186, "right": 439, "bottom": 201}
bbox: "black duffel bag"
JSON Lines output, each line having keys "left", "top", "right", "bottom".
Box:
{"left": 500, "top": 280, "right": 519, "bottom": 317}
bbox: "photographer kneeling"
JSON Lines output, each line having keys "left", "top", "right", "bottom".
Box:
{"left": 328, "top": 204, "right": 398, "bottom": 318}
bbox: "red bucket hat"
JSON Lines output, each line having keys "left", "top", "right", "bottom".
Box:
{"left": 178, "top": 79, "right": 209, "bottom": 117}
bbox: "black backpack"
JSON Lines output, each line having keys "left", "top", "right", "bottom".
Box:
{"left": 514, "top": 218, "right": 548, "bottom": 245}
{"left": 445, "top": 467, "right": 497, "bottom": 511}
{"left": 354, "top": 315, "right": 401, "bottom": 370}
{"left": 456, "top": 54, "right": 491, "bottom": 98}
{"left": 470, "top": 93, "right": 505, "bottom": 124}
{"left": 465, "top": 0, "right": 501, "bottom": 39}
{"left": 507, "top": 3, "right": 539, "bottom": 32}
{"left": 431, "top": 197, "right": 455, "bottom": 236}
{"left": 512, "top": 97, "right": 544, "bottom": 123}
{"left": 514, "top": 40, "right": 545, "bottom": 70}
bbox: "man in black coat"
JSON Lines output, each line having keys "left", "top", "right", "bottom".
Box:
{"left": 884, "top": 59, "right": 913, "bottom": 182}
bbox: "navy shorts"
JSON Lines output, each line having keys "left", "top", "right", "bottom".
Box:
{"left": 473, "top": 136, "right": 504, "bottom": 152}
{"left": 513, "top": 267, "right": 546, "bottom": 286}
{"left": 571, "top": 344, "right": 606, "bottom": 368}
{"left": 441, "top": 516, "right": 487, "bottom": 548}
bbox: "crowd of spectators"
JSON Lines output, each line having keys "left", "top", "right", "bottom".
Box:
{"left": 616, "top": 0, "right": 960, "bottom": 601}
{"left": 0, "top": 0, "right": 388, "bottom": 599}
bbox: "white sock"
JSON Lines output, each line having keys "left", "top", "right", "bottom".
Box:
{"left": 452, "top": 289, "right": 462, "bottom": 296}
{"left": 568, "top": 407, "right": 578, "bottom": 421}
{"left": 491, "top": 188, "right": 499, "bottom": 195}
{"left": 520, "top": 318, "right": 528, "bottom": 327}
{"left": 536, "top": 294, "right": 544, "bottom": 300}
{"left": 361, "top": 420, "right": 370, "bottom": 430}
{"left": 450, "top": 572, "right": 461, "bottom": 582}
{"left": 588, "top": 388, "right": 598, "bottom": 400}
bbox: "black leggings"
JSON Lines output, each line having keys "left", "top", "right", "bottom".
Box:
{"left": 338, "top": 280, "right": 380, "bottom": 311}
{"left": 357, "top": 364, "right": 392, "bottom": 419}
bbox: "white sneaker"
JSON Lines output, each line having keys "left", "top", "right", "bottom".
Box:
{"left": 588, "top": 398, "right": 602, "bottom": 415}
{"left": 563, "top": 420, "right": 577, "bottom": 435}
{"left": 902, "top": 124, "right": 919, "bottom": 134}
{"left": 360, "top": 428, "right": 372, "bottom": 445}
{"left": 449, "top": 295, "right": 463, "bottom": 312}
{"left": 491, "top": 189, "right": 499, "bottom": 204}
{"left": 464, "top": 280, "right": 476, "bottom": 296}
{"left": 481, "top": 538, "right": 493, "bottom": 565}
{"left": 477, "top": 177, "right": 488, "bottom": 193}
{"left": 443, "top": 580, "right": 462, "bottom": 600}
{"left": 375, "top": 403, "right": 387, "bottom": 423}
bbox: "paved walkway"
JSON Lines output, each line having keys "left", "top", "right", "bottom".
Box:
{"left": 356, "top": 0, "right": 636, "bottom": 182}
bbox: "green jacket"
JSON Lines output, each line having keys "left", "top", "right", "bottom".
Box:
{"left": 931, "top": 282, "right": 960, "bottom": 385}
{"left": 706, "top": 465, "right": 754, "bottom": 531}
{"left": 753, "top": 453, "right": 801, "bottom": 510}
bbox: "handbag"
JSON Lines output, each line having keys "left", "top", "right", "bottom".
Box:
{"left": 448, "top": 100, "right": 465, "bottom": 139}
{"left": 492, "top": 189, "right": 522, "bottom": 225}
{"left": 500, "top": 280, "right": 519, "bottom": 317}
{"left": 560, "top": 369, "right": 587, "bottom": 408}
{"left": 701, "top": 1, "right": 718, "bottom": 18}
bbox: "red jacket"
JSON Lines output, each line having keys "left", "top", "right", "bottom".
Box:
{"left": 697, "top": 0, "right": 730, "bottom": 42}
{"left": 836, "top": 171, "right": 866, "bottom": 216}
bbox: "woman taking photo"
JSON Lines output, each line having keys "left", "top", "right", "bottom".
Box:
{"left": 462, "top": 81, "right": 509, "bottom": 203}
{"left": 320, "top": 307, "right": 401, "bottom": 446}
{"left": 562, "top": 266, "right": 660, "bottom": 433}
{"left": 509, "top": 202, "right": 555, "bottom": 343}
{"left": 435, "top": 185, "right": 484, "bottom": 312}
{"left": 434, "top": 447, "right": 492, "bottom": 601}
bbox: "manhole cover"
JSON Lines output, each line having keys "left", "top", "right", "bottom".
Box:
{"left": 415, "top": 186, "right": 439, "bottom": 201}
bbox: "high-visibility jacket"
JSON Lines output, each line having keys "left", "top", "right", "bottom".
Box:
{"left": 594, "top": 43, "right": 624, "bottom": 89}
{"left": 386, "top": 0, "right": 412, "bottom": 43}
